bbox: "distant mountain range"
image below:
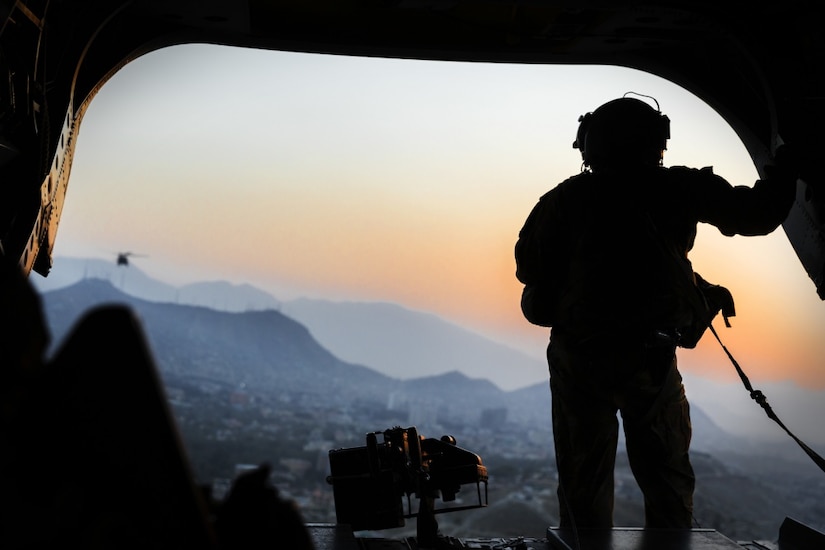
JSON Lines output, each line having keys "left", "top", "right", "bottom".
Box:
{"left": 32, "top": 256, "right": 282, "bottom": 312}
{"left": 37, "top": 275, "right": 549, "bottom": 428}
{"left": 30, "top": 256, "right": 825, "bottom": 457}
{"left": 32, "top": 256, "right": 546, "bottom": 391}
{"left": 279, "top": 297, "right": 546, "bottom": 390}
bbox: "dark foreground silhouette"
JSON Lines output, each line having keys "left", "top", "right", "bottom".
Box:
{"left": 0, "top": 254, "right": 314, "bottom": 548}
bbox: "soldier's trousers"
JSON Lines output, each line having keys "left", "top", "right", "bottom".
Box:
{"left": 548, "top": 333, "right": 695, "bottom": 529}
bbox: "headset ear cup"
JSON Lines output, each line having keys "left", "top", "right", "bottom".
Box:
{"left": 574, "top": 112, "right": 592, "bottom": 163}
{"left": 660, "top": 114, "right": 671, "bottom": 149}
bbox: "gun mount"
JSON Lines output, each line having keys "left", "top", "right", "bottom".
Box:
{"left": 327, "top": 426, "right": 488, "bottom": 546}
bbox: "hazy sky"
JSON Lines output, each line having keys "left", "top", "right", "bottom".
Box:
{"left": 55, "top": 44, "right": 825, "bottom": 401}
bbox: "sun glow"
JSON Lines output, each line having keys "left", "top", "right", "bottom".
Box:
{"left": 62, "top": 45, "right": 825, "bottom": 392}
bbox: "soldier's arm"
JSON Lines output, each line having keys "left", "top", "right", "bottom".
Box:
{"left": 692, "top": 151, "right": 797, "bottom": 236}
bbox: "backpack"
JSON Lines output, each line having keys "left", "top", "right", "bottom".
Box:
{"left": 520, "top": 282, "right": 561, "bottom": 328}
{"left": 515, "top": 188, "right": 570, "bottom": 328}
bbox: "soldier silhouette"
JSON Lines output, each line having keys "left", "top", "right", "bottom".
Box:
{"left": 515, "top": 95, "right": 797, "bottom": 529}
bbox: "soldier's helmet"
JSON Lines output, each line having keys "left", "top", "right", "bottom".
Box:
{"left": 573, "top": 96, "right": 670, "bottom": 171}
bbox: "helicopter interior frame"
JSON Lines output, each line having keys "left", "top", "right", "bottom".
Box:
{"left": 0, "top": 1, "right": 823, "bottom": 299}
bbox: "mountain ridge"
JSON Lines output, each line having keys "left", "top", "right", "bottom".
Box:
{"left": 31, "top": 256, "right": 825, "bottom": 453}
{"left": 37, "top": 276, "right": 761, "bottom": 458}
{"left": 32, "top": 256, "right": 546, "bottom": 391}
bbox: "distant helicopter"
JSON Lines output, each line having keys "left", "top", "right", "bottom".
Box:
{"left": 115, "top": 252, "right": 146, "bottom": 267}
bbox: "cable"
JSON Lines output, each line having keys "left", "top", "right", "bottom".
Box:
{"left": 623, "top": 91, "right": 661, "bottom": 111}
{"left": 707, "top": 323, "right": 825, "bottom": 474}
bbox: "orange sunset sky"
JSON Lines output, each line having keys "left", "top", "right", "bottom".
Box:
{"left": 52, "top": 45, "right": 825, "bottom": 404}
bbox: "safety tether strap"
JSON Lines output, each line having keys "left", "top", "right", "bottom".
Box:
{"left": 705, "top": 322, "right": 825, "bottom": 474}
{"left": 643, "top": 212, "right": 825, "bottom": 475}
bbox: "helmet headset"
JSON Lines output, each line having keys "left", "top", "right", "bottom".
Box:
{"left": 573, "top": 93, "right": 670, "bottom": 171}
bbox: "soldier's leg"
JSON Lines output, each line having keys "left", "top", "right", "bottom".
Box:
{"left": 549, "top": 342, "right": 620, "bottom": 529}
{"left": 622, "top": 352, "right": 695, "bottom": 528}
